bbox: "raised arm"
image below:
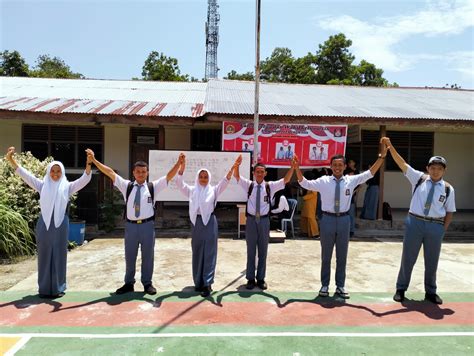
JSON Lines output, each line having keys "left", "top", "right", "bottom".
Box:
{"left": 283, "top": 162, "right": 295, "bottom": 184}
{"left": 69, "top": 150, "right": 93, "bottom": 195}
{"left": 86, "top": 148, "right": 116, "bottom": 182}
{"left": 369, "top": 140, "right": 389, "bottom": 176}
{"left": 382, "top": 137, "right": 408, "bottom": 174}
{"left": 5, "top": 147, "right": 19, "bottom": 170}
{"left": 233, "top": 155, "right": 242, "bottom": 182}
{"left": 175, "top": 154, "right": 192, "bottom": 197}
{"left": 6, "top": 147, "right": 43, "bottom": 192}
{"left": 227, "top": 155, "right": 242, "bottom": 180}
{"left": 293, "top": 156, "right": 304, "bottom": 182}
{"left": 166, "top": 153, "right": 184, "bottom": 182}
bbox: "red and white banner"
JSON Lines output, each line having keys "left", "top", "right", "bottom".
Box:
{"left": 222, "top": 122, "right": 347, "bottom": 168}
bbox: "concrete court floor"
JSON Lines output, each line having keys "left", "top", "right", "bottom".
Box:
{"left": 2, "top": 237, "right": 474, "bottom": 295}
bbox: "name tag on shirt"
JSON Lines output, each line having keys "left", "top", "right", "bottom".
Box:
{"left": 345, "top": 189, "right": 350, "bottom": 196}
{"left": 439, "top": 195, "right": 446, "bottom": 203}
{"left": 148, "top": 197, "right": 153, "bottom": 204}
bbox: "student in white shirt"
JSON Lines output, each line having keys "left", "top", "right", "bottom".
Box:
{"left": 175, "top": 154, "right": 241, "bottom": 297}
{"left": 5, "top": 147, "right": 92, "bottom": 298}
{"left": 383, "top": 138, "right": 456, "bottom": 305}
{"left": 86, "top": 149, "right": 181, "bottom": 296}
{"left": 234, "top": 162, "right": 295, "bottom": 290}
{"left": 293, "top": 142, "right": 387, "bottom": 299}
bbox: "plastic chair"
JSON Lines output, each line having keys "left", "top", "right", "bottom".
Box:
{"left": 281, "top": 198, "right": 297, "bottom": 239}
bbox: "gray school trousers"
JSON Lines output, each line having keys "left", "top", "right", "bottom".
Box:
{"left": 396, "top": 214, "right": 445, "bottom": 294}
{"left": 245, "top": 215, "right": 270, "bottom": 281}
{"left": 124, "top": 220, "right": 155, "bottom": 286}
{"left": 319, "top": 214, "right": 351, "bottom": 288}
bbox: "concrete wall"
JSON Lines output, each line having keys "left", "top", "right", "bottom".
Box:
{"left": 0, "top": 121, "right": 21, "bottom": 154}
{"left": 165, "top": 127, "right": 191, "bottom": 150}
{"left": 103, "top": 125, "right": 129, "bottom": 177}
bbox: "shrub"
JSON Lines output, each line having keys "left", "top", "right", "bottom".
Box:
{"left": 0, "top": 202, "right": 35, "bottom": 259}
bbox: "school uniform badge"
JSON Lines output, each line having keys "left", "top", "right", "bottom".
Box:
{"left": 439, "top": 195, "right": 446, "bottom": 203}
{"left": 345, "top": 189, "right": 350, "bottom": 196}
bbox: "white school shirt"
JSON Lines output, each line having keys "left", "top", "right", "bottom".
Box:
{"left": 405, "top": 165, "right": 456, "bottom": 218}
{"left": 16, "top": 166, "right": 91, "bottom": 198}
{"left": 238, "top": 177, "right": 285, "bottom": 216}
{"left": 271, "top": 195, "right": 289, "bottom": 214}
{"left": 299, "top": 170, "right": 373, "bottom": 213}
{"left": 114, "top": 174, "right": 167, "bottom": 221}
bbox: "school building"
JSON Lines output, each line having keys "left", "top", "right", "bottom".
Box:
{"left": 1, "top": 77, "right": 473, "bottom": 224}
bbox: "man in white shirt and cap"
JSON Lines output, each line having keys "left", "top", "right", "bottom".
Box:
{"left": 382, "top": 138, "right": 456, "bottom": 305}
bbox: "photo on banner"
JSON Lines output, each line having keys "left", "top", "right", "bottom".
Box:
{"left": 222, "top": 121, "right": 347, "bottom": 168}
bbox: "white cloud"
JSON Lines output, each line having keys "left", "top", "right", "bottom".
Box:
{"left": 317, "top": 0, "right": 474, "bottom": 72}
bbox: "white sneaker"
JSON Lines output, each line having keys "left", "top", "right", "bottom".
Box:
{"left": 335, "top": 286, "right": 350, "bottom": 299}
{"left": 318, "top": 286, "right": 329, "bottom": 297}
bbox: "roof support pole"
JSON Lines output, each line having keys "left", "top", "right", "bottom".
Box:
{"left": 253, "top": 0, "right": 261, "bottom": 166}
{"left": 377, "top": 125, "right": 386, "bottom": 219}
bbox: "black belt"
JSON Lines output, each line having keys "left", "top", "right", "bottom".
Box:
{"left": 126, "top": 216, "right": 155, "bottom": 224}
{"left": 409, "top": 212, "right": 444, "bottom": 225}
{"left": 246, "top": 213, "right": 269, "bottom": 219}
{"left": 323, "top": 211, "right": 349, "bottom": 217}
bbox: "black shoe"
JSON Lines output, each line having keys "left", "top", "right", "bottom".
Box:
{"left": 246, "top": 279, "right": 256, "bottom": 290}
{"left": 194, "top": 286, "right": 203, "bottom": 292}
{"left": 201, "top": 286, "right": 212, "bottom": 297}
{"left": 52, "top": 292, "right": 65, "bottom": 299}
{"left": 144, "top": 284, "right": 157, "bottom": 295}
{"left": 425, "top": 293, "right": 443, "bottom": 305}
{"left": 257, "top": 280, "right": 268, "bottom": 290}
{"left": 393, "top": 289, "right": 405, "bottom": 303}
{"left": 115, "top": 283, "right": 134, "bottom": 295}
{"left": 335, "top": 287, "right": 350, "bottom": 299}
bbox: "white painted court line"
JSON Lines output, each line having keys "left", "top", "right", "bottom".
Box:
{"left": 1, "top": 332, "right": 473, "bottom": 339}
{"left": 4, "top": 336, "right": 31, "bottom": 356}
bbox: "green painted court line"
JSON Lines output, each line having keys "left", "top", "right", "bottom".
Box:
{"left": 1, "top": 291, "right": 473, "bottom": 303}
{"left": 13, "top": 335, "right": 474, "bottom": 356}
{"left": 1, "top": 325, "right": 473, "bottom": 335}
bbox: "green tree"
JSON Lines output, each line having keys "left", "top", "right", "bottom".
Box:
{"left": 30, "top": 54, "right": 84, "bottom": 79}
{"left": 260, "top": 47, "right": 296, "bottom": 82}
{"left": 224, "top": 70, "right": 255, "bottom": 81}
{"left": 142, "top": 51, "right": 189, "bottom": 81}
{"left": 292, "top": 53, "right": 318, "bottom": 84}
{"left": 315, "top": 33, "right": 355, "bottom": 84}
{"left": 0, "top": 50, "right": 29, "bottom": 77}
{"left": 352, "top": 60, "right": 388, "bottom": 87}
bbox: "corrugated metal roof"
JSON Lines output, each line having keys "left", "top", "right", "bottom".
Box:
{"left": 0, "top": 77, "right": 206, "bottom": 117}
{"left": 1, "top": 77, "right": 473, "bottom": 121}
{"left": 205, "top": 79, "right": 474, "bottom": 121}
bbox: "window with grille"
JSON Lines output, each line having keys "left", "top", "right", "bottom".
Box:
{"left": 23, "top": 124, "right": 104, "bottom": 168}
{"left": 346, "top": 130, "right": 433, "bottom": 171}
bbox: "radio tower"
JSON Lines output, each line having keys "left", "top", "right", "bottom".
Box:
{"left": 205, "top": 0, "right": 220, "bottom": 80}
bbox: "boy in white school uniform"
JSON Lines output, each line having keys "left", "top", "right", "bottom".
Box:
{"left": 293, "top": 142, "right": 387, "bottom": 299}
{"left": 383, "top": 138, "right": 456, "bottom": 305}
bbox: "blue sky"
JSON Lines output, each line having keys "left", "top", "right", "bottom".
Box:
{"left": 1, "top": 0, "right": 473, "bottom": 88}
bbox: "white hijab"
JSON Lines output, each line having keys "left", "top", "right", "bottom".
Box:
{"left": 40, "top": 161, "right": 70, "bottom": 230}
{"left": 189, "top": 168, "right": 216, "bottom": 226}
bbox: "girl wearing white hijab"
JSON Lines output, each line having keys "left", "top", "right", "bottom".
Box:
{"left": 5, "top": 147, "right": 92, "bottom": 298}
{"left": 176, "top": 154, "right": 241, "bottom": 297}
